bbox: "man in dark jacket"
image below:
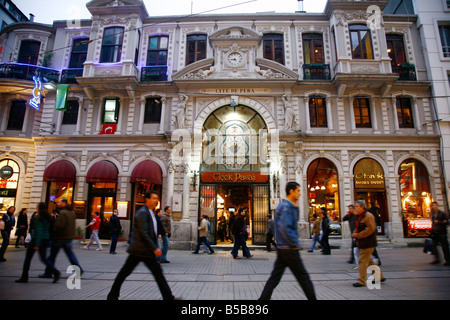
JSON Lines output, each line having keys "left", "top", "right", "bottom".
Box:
{"left": 343, "top": 204, "right": 357, "bottom": 263}
{"left": 430, "top": 202, "right": 450, "bottom": 266}
{"left": 230, "top": 208, "right": 251, "bottom": 259}
{"left": 352, "top": 200, "right": 385, "bottom": 287}
{"left": 107, "top": 190, "right": 174, "bottom": 300}
{"left": 109, "top": 209, "right": 122, "bottom": 254}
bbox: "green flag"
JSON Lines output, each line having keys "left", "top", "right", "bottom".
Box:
{"left": 56, "top": 84, "right": 69, "bottom": 111}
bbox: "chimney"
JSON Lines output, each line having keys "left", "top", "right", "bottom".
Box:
{"left": 297, "top": 0, "right": 305, "bottom": 13}
{"left": 29, "top": 13, "right": 35, "bottom": 22}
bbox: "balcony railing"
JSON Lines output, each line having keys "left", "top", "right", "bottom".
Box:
{"left": 303, "top": 64, "right": 331, "bottom": 80}
{"left": 60, "top": 68, "right": 84, "bottom": 84}
{"left": 392, "top": 64, "right": 416, "bottom": 81}
{"left": 140, "top": 65, "right": 168, "bottom": 82}
{"left": 0, "top": 62, "right": 60, "bottom": 82}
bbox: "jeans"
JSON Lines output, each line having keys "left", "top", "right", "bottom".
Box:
{"left": 110, "top": 233, "right": 118, "bottom": 253}
{"left": 161, "top": 235, "right": 170, "bottom": 260}
{"left": 0, "top": 229, "right": 11, "bottom": 259}
{"left": 231, "top": 234, "right": 250, "bottom": 258}
{"left": 21, "top": 239, "right": 59, "bottom": 279}
{"left": 431, "top": 233, "right": 450, "bottom": 263}
{"left": 319, "top": 231, "right": 330, "bottom": 254}
{"left": 259, "top": 249, "right": 316, "bottom": 300}
{"left": 86, "top": 230, "right": 102, "bottom": 249}
{"left": 44, "top": 239, "right": 83, "bottom": 276}
{"left": 308, "top": 234, "right": 319, "bottom": 252}
{"left": 108, "top": 254, "right": 174, "bottom": 300}
{"left": 194, "top": 236, "right": 214, "bottom": 253}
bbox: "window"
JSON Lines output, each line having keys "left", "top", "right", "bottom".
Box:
{"left": 186, "top": 34, "right": 207, "bottom": 65}
{"left": 396, "top": 97, "right": 414, "bottom": 128}
{"left": 17, "top": 40, "right": 40, "bottom": 65}
{"left": 353, "top": 97, "right": 372, "bottom": 128}
{"left": 309, "top": 96, "right": 327, "bottom": 127}
{"left": 349, "top": 24, "right": 373, "bottom": 59}
{"left": 439, "top": 25, "right": 450, "bottom": 58}
{"left": 62, "top": 100, "right": 79, "bottom": 125}
{"left": 147, "top": 36, "right": 168, "bottom": 66}
{"left": 69, "top": 38, "right": 89, "bottom": 69}
{"left": 102, "top": 98, "right": 120, "bottom": 124}
{"left": 303, "top": 33, "right": 324, "bottom": 64}
{"left": 263, "top": 33, "right": 284, "bottom": 64}
{"left": 144, "top": 98, "right": 161, "bottom": 123}
{"left": 7, "top": 100, "right": 26, "bottom": 130}
{"left": 386, "top": 34, "right": 406, "bottom": 66}
{"left": 100, "top": 27, "right": 124, "bottom": 63}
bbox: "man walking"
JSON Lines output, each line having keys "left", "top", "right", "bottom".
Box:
{"left": 107, "top": 190, "right": 175, "bottom": 300}
{"left": 193, "top": 214, "right": 215, "bottom": 254}
{"left": 259, "top": 182, "right": 316, "bottom": 300}
{"left": 160, "top": 206, "right": 172, "bottom": 263}
{"left": 109, "top": 209, "right": 122, "bottom": 254}
{"left": 430, "top": 201, "right": 450, "bottom": 266}
{"left": 265, "top": 214, "right": 276, "bottom": 252}
{"left": 343, "top": 204, "right": 357, "bottom": 263}
{"left": 84, "top": 211, "right": 103, "bottom": 251}
{"left": 352, "top": 200, "right": 386, "bottom": 287}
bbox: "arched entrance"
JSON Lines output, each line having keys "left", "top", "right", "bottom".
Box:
{"left": 0, "top": 159, "right": 20, "bottom": 214}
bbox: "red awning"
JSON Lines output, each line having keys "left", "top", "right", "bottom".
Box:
{"left": 130, "top": 160, "right": 162, "bottom": 184}
{"left": 43, "top": 161, "right": 76, "bottom": 182}
{"left": 86, "top": 161, "right": 118, "bottom": 183}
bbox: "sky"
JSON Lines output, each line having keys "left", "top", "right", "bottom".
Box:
{"left": 15, "top": 0, "right": 327, "bottom": 24}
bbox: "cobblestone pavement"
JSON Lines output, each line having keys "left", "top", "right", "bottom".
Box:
{"left": 0, "top": 242, "right": 449, "bottom": 301}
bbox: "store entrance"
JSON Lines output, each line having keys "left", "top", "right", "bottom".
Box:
{"left": 355, "top": 191, "right": 388, "bottom": 235}
{"left": 199, "top": 183, "right": 269, "bottom": 245}
{"left": 87, "top": 183, "right": 116, "bottom": 240}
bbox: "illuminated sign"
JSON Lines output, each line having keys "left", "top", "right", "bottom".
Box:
{"left": 354, "top": 159, "right": 385, "bottom": 189}
{"left": 29, "top": 76, "right": 42, "bottom": 110}
{"left": 201, "top": 172, "right": 269, "bottom": 183}
{"left": 407, "top": 218, "right": 432, "bottom": 230}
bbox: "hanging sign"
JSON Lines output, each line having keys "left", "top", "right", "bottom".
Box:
{"left": 29, "top": 76, "right": 42, "bottom": 110}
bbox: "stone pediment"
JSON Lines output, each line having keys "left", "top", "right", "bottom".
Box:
{"left": 87, "top": 0, "right": 148, "bottom": 18}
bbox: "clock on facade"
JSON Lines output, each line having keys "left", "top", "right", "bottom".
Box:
{"left": 227, "top": 52, "right": 243, "bottom": 67}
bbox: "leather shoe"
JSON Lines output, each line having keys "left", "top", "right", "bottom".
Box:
{"left": 352, "top": 282, "right": 364, "bottom": 287}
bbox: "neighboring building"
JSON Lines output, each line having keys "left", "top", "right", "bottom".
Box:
{"left": 0, "top": 0, "right": 444, "bottom": 248}
{"left": 0, "top": 0, "right": 30, "bottom": 30}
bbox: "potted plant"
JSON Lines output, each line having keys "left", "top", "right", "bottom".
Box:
{"left": 74, "top": 226, "right": 83, "bottom": 239}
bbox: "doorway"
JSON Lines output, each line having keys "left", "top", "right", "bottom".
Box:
{"left": 355, "top": 191, "right": 388, "bottom": 235}
{"left": 87, "top": 182, "right": 116, "bottom": 240}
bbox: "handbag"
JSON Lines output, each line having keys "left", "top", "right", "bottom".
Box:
{"left": 25, "top": 233, "right": 32, "bottom": 244}
{"left": 0, "top": 219, "right": 4, "bottom": 230}
{"left": 423, "top": 238, "right": 433, "bottom": 254}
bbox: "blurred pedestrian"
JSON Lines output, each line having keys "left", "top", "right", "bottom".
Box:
{"left": 343, "top": 204, "right": 357, "bottom": 263}
{"left": 265, "top": 214, "right": 276, "bottom": 252}
{"left": 110, "top": 209, "right": 122, "bottom": 254}
{"left": 319, "top": 207, "right": 331, "bottom": 255}
{"left": 40, "top": 198, "right": 83, "bottom": 279}
{"left": 0, "top": 206, "right": 16, "bottom": 262}
{"left": 231, "top": 208, "right": 252, "bottom": 259}
{"left": 15, "top": 208, "right": 28, "bottom": 248}
{"left": 160, "top": 206, "right": 172, "bottom": 263}
{"left": 107, "top": 190, "right": 175, "bottom": 300}
{"left": 15, "top": 202, "right": 60, "bottom": 283}
{"left": 352, "top": 200, "right": 385, "bottom": 287}
{"left": 430, "top": 201, "right": 450, "bottom": 266}
{"left": 84, "top": 211, "right": 103, "bottom": 251}
{"left": 259, "top": 182, "right": 316, "bottom": 300}
{"left": 193, "top": 214, "right": 215, "bottom": 254}
{"left": 308, "top": 213, "right": 320, "bottom": 252}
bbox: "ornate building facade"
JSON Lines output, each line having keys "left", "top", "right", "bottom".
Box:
{"left": 0, "top": 0, "right": 444, "bottom": 248}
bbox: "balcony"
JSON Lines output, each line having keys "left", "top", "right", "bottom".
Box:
{"left": 0, "top": 62, "right": 60, "bottom": 82}
{"left": 60, "top": 68, "right": 84, "bottom": 84}
{"left": 302, "top": 64, "right": 330, "bottom": 80}
{"left": 392, "top": 64, "right": 416, "bottom": 81}
{"left": 140, "top": 65, "right": 168, "bottom": 82}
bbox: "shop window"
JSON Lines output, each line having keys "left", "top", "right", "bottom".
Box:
{"left": 349, "top": 24, "right": 373, "bottom": 59}
{"left": 102, "top": 98, "right": 120, "bottom": 124}
{"left": 186, "top": 34, "right": 207, "bottom": 65}
{"left": 399, "top": 159, "right": 432, "bottom": 237}
{"left": 7, "top": 100, "right": 26, "bottom": 131}
{"left": 309, "top": 96, "right": 327, "bottom": 128}
{"left": 0, "top": 159, "right": 19, "bottom": 214}
{"left": 144, "top": 97, "right": 161, "bottom": 123}
{"left": 47, "top": 181, "right": 74, "bottom": 214}
{"left": 62, "top": 100, "right": 79, "bottom": 125}
{"left": 307, "top": 158, "right": 340, "bottom": 235}
{"left": 69, "top": 38, "right": 89, "bottom": 69}
{"left": 263, "top": 33, "right": 284, "bottom": 64}
{"left": 17, "top": 40, "right": 40, "bottom": 65}
{"left": 396, "top": 97, "right": 414, "bottom": 128}
{"left": 100, "top": 27, "right": 124, "bottom": 63}
{"left": 353, "top": 97, "right": 372, "bottom": 128}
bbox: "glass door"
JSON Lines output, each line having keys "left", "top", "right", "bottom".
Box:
{"left": 87, "top": 182, "right": 116, "bottom": 240}
{"left": 199, "top": 184, "right": 217, "bottom": 244}
{"left": 252, "top": 184, "right": 270, "bottom": 245}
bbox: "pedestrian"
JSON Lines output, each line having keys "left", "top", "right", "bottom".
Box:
{"left": 430, "top": 201, "right": 450, "bottom": 266}
{"left": 15, "top": 208, "right": 28, "bottom": 248}
{"left": 319, "top": 207, "right": 331, "bottom": 255}
{"left": 109, "top": 209, "right": 122, "bottom": 254}
{"left": 107, "top": 190, "right": 175, "bottom": 300}
{"left": 343, "top": 204, "right": 357, "bottom": 263}
{"left": 40, "top": 198, "right": 83, "bottom": 279}
{"left": 259, "top": 182, "right": 316, "bottom": 300}
{"left": 228, "top": 210, "right": 236, "bottom": 243}
{"left": 308, "top": 213, "right": 320, "bottom": 252}
{"left": 352, "top": 199, "right": 386, "bottom": 287}
{"left": 84, "top": 211, "right": 103, "bottom": 251}
{"left": 159, "top": 206, "right": 172, "bottom": 263}
{"left": 265, "top": 214, "right": 276, "bottom": 252}
{"left": 193, "top": 214, "right": 215, "bottom": 254}
{"left": 154, "top": 208, "right": 164, "bottom": 254}
{"left": 0, "top": 206, "right": 16, "bottom": 262}
{"left": 15, "top": 202, "right": 60, "bottom": 283}
{"left": 231, "top": 208, "right": 252, "bottom": 259}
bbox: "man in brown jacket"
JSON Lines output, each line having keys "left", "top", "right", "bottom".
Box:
{"left": 352, "top": 200, "right": 385, "bottom": 287}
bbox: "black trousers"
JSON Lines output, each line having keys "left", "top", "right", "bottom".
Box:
{"left": 259, "top": 249, "right": 316, "bottom": 300}
{"left": 108, "top": 254, "right": 174, "bottom": 300}
{"left": 432, "top": 233, "right": 450, "bottom": 263}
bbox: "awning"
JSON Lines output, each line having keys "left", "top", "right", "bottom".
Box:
{"left": 86, "top": 161, "right": 118, "bottom": 183}
{"left": 43, "top": 161, "right": 76, "bottom": 182}
{"left": 130, "top": 160, "right": 162, "bottom": 185}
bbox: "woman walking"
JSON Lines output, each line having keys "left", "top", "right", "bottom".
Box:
{"left": 15, "top": 202, "right": 60, "bottom": 283}
{"left": 15, "top": 208, "right": 28, "bottom": 248}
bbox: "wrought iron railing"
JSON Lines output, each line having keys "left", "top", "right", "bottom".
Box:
{"left": 392, "top": 64, "right": 417, "bottom": 81}
{"left": 0, "top": 62, "right": 60, "bottom": 82}
{"left": 140, "top": 65, "right": 168, "bottom": 82}
{"left": 303, "top": 64, "right": 331, "bottom": 80}
{"left": 60, "top": 68, "right": 84, "bottom": 84}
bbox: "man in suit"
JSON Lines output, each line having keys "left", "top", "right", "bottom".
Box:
{"left": 107, "top": 190, "right": 174, "bottom": 300}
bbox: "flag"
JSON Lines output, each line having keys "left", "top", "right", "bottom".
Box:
{"left": 99, "top": 123, "right": 117, "bottom": 135}
{"left": 56, "top": 84, "right": 69, "bottom": 111}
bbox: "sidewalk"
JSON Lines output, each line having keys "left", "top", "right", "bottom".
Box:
{"left": 0, "top": 242, "right": 449, "bottom": 300}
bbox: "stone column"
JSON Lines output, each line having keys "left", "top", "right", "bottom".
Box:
{"left": 182, "top": 163, "right": 191, "bottom": 221}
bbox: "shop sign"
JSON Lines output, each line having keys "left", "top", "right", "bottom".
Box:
{"left": 199, "top": 88, "right": 271, "bottom": 94}
{"left": 201, "top": 172, "right": 269, "bottom": 183}
{"left": 354, "top": 159, "right": 385, "bottom": 189}
{"left": 407, "top": 218, "right": 432, "bottom": 230}
{"left": 0, "top": 165, "right": 13, "bottom": 180}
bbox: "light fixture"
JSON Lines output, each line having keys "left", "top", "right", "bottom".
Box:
{"left": 230, "top": 99, "right": 236, "bottom": 107}
{"left": 43, "top": 81, "right": 57, "bottom": 91}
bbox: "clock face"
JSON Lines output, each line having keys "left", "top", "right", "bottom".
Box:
{"left": 227, "top": 52, "right": 243, "bottom": 67}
